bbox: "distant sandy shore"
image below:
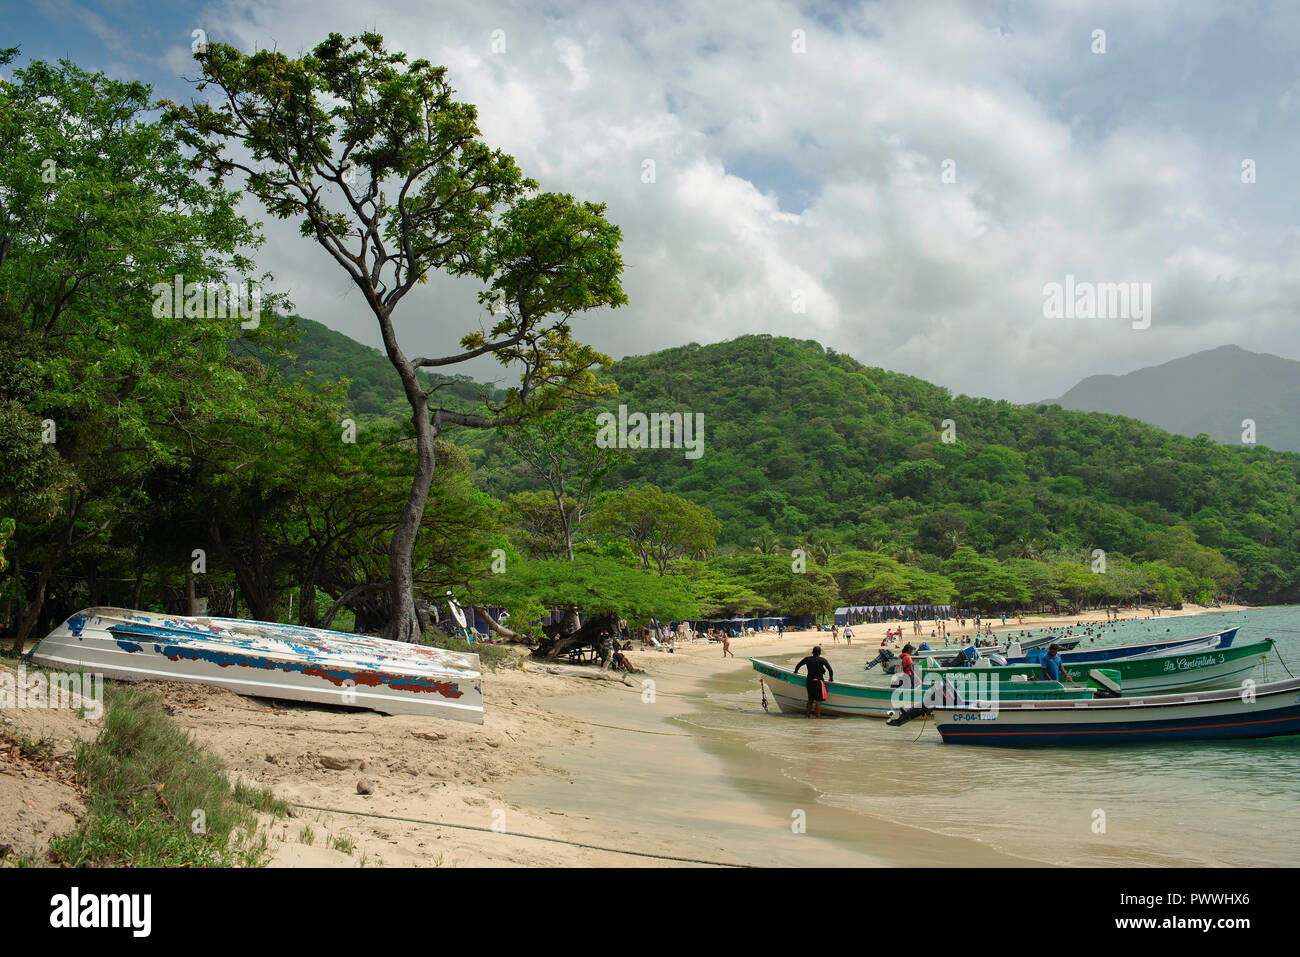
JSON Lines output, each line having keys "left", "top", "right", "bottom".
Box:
{"left": 0, "top": 601, "right": 1252, "bottom": 867}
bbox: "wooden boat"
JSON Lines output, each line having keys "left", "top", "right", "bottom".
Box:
{"left": 913, "top": 627, "right": 1239, "bottom": 670}
{"left": 751, "top": 658, "right": 1110, "bottom": 719}
{"left": 1005, "top": 627, "right": 1238, "bottom": 665}
{"left": 28, "top": 607, "right": 483, "bottom": 722}
{"left": 917, "top": 638, "right": 1273, "bottom": 696}
{"left": 924, "top": 676, "right": 1300, "bottom": 746}
{"left": 871, "top": 637, "right": 1081, "bottom": 673}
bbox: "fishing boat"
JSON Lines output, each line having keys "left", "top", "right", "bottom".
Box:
{"left": 920, "top": 676, "right": 1300, "bottom": 746}
{"left": 1003, "top": 627, "right": 1239, "bottom": 665}
{"left": 28, "top": 607, "right": 484, "bottom": 722}
{"left": 751, "top": 658, "right": 1113, "bottom": 719}
{"left": 870, "top": 637, "right": 1081, "bottom": 674}
{"left": 911, "top": 627, "right": 1239, "bottom": 670}
{"left": 917, "top": 638, "right": 1273, "bottom": 696}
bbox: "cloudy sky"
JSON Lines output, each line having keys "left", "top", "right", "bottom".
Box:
{"left": 13, "top": 0, "right": 1300, "bottom": 401}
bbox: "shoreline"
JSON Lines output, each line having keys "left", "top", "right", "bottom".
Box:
{"left": 0, "top": 601, "right": 1263, "bottom": 866}
{"left": 502, "top": 601, "right": 1255, "bottom": 867}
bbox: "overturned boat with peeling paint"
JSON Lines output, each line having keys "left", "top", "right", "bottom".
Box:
{"left": 28, "top": 608, "right": 483, "bottom": 723}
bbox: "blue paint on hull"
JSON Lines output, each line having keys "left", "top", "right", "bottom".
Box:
{"left": 107, "top": 624, "right": 466, "bottom": 698}
{"left": 1007, "top": 628, "right": 1238, "bottom": 666}
{"left": 938, "top": 701, "right": 1300, "bottom": 746}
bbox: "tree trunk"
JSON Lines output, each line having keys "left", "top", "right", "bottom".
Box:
{"left": 11, "top": 495, "right": 94, "bottom": 651}
{"left": 386, "top": 390, "right": 436, "bottom": 643}
{"left": 320, "top": 582, "right": 386, "bottom": 630}
{"left": 298, "top": 578, "right": 319, "bottom": 628}
{"left": 12, "top": 557, "right": 56, "bottom": 651}
{"left": 472, "top": 605, "right": 529, "bottom": 643}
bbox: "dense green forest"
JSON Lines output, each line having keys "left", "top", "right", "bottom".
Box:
{"left": 3, "top": 46, "right": 1296, "bottom": 655}
{"left": 465, "top": 335, "right": 1300, "bottom": 605}
{"left": 260, "top": 318, "right": 505, "bottom": 419}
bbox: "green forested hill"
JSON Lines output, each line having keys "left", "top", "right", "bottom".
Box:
{"left": 271, "top": 316, "right": 504, "bottom": 418}
{"left": 290, "top": 329, "right": 1300, "bottom": 603}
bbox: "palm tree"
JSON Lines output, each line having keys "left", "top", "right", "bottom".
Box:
{"left": 751, "top": 532, "right": 780, "bottom": 554}
{"left": 1013, "top": 535, "right": 1041, "bottom": 560}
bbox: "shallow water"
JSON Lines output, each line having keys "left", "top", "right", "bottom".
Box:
{"left": 676, "top": 607, "right": 1300, "bottom": 866}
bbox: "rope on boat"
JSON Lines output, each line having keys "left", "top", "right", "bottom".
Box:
{"left": 287, "top": 802, "right": 753, "bottom": 867}
{"left": 1273, "top": 646, "right": 1296, "bottom": 679}
{"left": 912, "top": 711, "right": 932, "bottom": 743}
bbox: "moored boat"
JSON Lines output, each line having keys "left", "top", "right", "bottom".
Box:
{"left": 923, "top": 676, "right": 1300, "bottom": 746}
{"left": 751, "top": 657, "right": 1107, "bottom": 719}
{"left": 28, "top": 607, "right": 484, "bottom": 722}
{"left": 918, "top": 638, "right": 1273, "bottom": 696}
{"left": 1005, "top": 627, "right": 1239, "bottom": 665}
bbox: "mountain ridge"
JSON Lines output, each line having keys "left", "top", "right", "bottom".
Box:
{"left": 1046, "top": 344, "right": 1300, "bottom": 453}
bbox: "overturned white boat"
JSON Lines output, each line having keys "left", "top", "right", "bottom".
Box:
{"left": 29, "top": 608, "right": 483, "bottom": 723}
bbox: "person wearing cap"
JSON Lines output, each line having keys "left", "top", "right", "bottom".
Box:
{"left": 1041, "top": 643, "right": 1073, "bottom": 683}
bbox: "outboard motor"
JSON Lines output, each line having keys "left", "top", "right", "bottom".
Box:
{"left": 886, "top": 706, "right": 933, "bottom": 727}
{"left": 865, "top": 649, "right": 899, "bottom": 672}
{"left": 943, "top": 646, "right": 979, "bottom": 668}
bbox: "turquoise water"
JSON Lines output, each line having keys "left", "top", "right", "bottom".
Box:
{"left": 677, "top": 606, "right": 1300, "bottom": 866}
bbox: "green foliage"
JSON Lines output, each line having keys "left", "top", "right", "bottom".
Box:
{"left": 470, "top": 553, "right": 699, "bottom": 630}
{"left": 0, "top": 518, "right": 13, "bottom": 573}
{"left": 50, "top": 683, "right": 283, "bottom": 867}
{"left": 261, "top": 316, "right": 504, "bottom": 420}
{"left": 590, "top": 485, "right": 721, "bottom": 575}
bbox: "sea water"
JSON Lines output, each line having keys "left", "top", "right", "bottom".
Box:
{"left": 675, "top": 606, "right": 1300, "bottom": 866}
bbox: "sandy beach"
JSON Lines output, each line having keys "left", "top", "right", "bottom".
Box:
{"left": 1, "top": 602, "right": 1252, "bottom": 867}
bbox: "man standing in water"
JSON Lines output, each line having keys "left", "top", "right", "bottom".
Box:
{"left": 794, "top": 645, "right": 835, "bottom": 719}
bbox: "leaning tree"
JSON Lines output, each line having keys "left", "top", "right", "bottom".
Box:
{"left": 167, "top": 33, "right": 627, "bottom": 640}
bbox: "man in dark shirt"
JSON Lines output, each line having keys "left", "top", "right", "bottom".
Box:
{"left": 794, "top": 645, "right": 834, "bottom": 719}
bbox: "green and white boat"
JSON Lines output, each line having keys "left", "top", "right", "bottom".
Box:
{"left": 751, "top": 658, "right": 1113, "bottom": 719}
{"left": 917, "top": 638, "right": 1275, "bottom": 696}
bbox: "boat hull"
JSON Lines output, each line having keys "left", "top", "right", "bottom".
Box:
{"left": 29, "top": 608, "right": 484, "bottom": 722}
{"left": 933, "top": 677, "right": 1300, "bottom": 746}
{"left": 751, "top": 659, "right": 1093, "bottom": 719}
{"left": 1025, "top": 627, "right": 1238, "bottom": 665}
{"left": 920, "top": 639, "right": 1272, "bottom": 696}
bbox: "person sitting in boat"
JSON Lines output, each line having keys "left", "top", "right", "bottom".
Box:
{"left": 899, "top": 643, "right": 919, "bottom": 687}
{"left": 1041, "top": 644, "right": 1073, "bottom": 683}
{"left": 794, "top": 645, "right": 834, "bottom": 719}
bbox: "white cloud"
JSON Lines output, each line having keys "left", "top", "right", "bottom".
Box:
{"left": 183, "top": 0, "right": 1300, "bottom": 399}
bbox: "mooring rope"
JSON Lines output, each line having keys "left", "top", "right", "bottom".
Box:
{"left": 288, "top": 801, "right": 752, "bottom": 867}
{"left": 1273, "top": 646, "right": 1296, "bottom": 679}
{"left": 509, "top": 706, "right": 694, "bottom": 737}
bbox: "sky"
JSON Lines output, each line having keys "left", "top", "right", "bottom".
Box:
{"left": 11, "top": 0, "right": 1300, "bottom": 401}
